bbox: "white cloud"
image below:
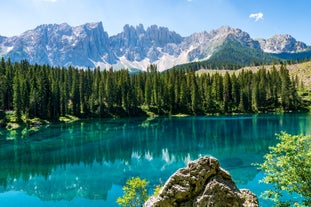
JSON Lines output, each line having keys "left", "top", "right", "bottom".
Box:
{"left": 249, "top": 12, "right": 264, "bottom": 22}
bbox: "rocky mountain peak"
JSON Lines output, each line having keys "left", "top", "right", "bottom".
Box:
{"left": 109, "top": 24, "right": 183, "bottom": 63}
{"left": 0, "top": 22, "right": 309, "bottom": 71}
{"left": 186, "top": 31, "right": 210, "bottom": 44}
{"left": 209, "top": 25, "right": 244, "bottom": 39}
{"left": 146, "top": 25, "right": 183, "bottom": 46}
{"left": 258, "top": 34, "right": 308, "bottom": 53}
{"left": 209, "top": 26, "right": 261, "bottom": 49}
{"left": 122, "top": 24, "right": 145, "bottom": 35}
{"left": 0, "top": 36, "right": 7, "bottom": 44}
{"left": 184, "top": 26, "right": 261, "bottom": 62}
{"left": 117, "top": 24, "right": 183, "bottom": 46}
{"left": 2, "top": 22, "right": 112, "bottom": 67}
{"left": 214, "top": 25, "right": 235, "bottom": 33}
{"left": 84, "top": 22, "right": 103, "bottom": 30}
{"left": 73, "top": 22, "right": 106, "bottom": 38}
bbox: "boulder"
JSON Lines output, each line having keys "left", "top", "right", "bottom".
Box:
{"left": 144, "top": 156, "right": 258, "bottom": 207}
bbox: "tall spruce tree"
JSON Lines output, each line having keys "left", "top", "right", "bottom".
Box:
{"left": 13, "top": 71, "right": 22, "bottom": 122}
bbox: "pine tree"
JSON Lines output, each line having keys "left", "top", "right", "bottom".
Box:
{"left": 251, "top": 75, "right": 259, "bottom": 112}
{"left": 144, "top": 72, "right": 152, "bottom": 107}
{"left": 13, "top": 71, "right": 22, "bottom": 122}
{"left": 4, "top": 59, "right": 14, "bottom": 110}
{"left": 70, "top": 68, "right": 80, "bottom": 116}
{"left": 50, "top": 78, "right": 60, "bottom": 119}
{"left": 223, "top": 72, "right": 232, "bottom": 112}
{"left": 0, "top": 58, "right": 7, "bottom": 110}
{"left": 189, "top": 71, "right": 200, "bottom": 114}
{"left": 37, "top": 66, "right": 51, "bottom": 119}
{"left": 60, "top": 68, "right": 68, "bottom": 116}
{"left": 231, "top": 73, "right": 240, "bottom": 111}
{"left": 280, "top": 64, "right": 292, "bottom": 110}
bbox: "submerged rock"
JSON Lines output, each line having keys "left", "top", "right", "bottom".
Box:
{"left": 144, "top": 156, "right": 258, "bottom": 207}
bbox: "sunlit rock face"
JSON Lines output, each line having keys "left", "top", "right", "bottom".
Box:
{"left": 1, "top": 22, "right": 309, "bottom": 72}
{"left": 144, "top": 156, "right": 258, "bottom": 207}
{"left": 257, "top": 34, "right": 308, "bottom": 53}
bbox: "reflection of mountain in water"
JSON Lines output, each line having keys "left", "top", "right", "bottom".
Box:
{"left": 0, "top": 114, "right": 310, "bottom": 201}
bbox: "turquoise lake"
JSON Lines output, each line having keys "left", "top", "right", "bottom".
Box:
{"left": 0, "top": 113, "right": 310, "bottom": 207}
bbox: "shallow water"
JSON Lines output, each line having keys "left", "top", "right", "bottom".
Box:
{"left": 0, "top": 113, "right": 310, "bottom": 206}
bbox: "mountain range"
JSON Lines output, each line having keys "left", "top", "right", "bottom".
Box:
{"left": 0, "top": 22, "right": 310, "bottom": 72}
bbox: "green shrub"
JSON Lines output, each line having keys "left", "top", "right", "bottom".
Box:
{"left": 117, "top": 177, "right": 149, "bottom": 207}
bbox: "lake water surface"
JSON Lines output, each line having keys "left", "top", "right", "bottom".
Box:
{"left": 0, "top": 113, "right": 310, "bottom": 207}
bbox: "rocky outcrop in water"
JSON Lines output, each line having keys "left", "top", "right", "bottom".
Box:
{"left": 144, "top": 156, "right": 258, "bottom": 207}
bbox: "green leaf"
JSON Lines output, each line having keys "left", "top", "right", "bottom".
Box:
{"left": 258, "top": 132, "right": 311, "bottom": 206}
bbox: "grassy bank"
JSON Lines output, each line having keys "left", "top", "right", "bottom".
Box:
{"left": 0, "top": 111, "right": 80, "bottom": 131}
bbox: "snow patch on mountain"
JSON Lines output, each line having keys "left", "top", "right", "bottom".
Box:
{"left": 257, "top": 34, "right": 308, "bottom": 53}
{"left": 0, "top": 22, "right": 309, "bottom": 71}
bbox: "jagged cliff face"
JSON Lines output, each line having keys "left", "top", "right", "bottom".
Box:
{"left": 109, "top": 24, "right": 183, "bottom": 62}
{"left": 183, "top": 26, "right": 261, "bottom": 62}
{"left": 0, "top": 36, "right": 6, "bottom": 44}
{"left": 0, "top": 22, "right": 309, "bottom": 71}
{"left": 2, "top": 22, "right": 113, "bottom": 68}
{"left": 258, "top": 34, "right": 308, "bottom": 53}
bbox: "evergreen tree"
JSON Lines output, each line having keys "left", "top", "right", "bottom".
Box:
{"left": 4, "top": 59, "right": 14, "bottom": 110}
{"left": 105, "top": 69, "right": 114, "bottom": 110}
{"left": 189, "top": 71, "right": 200, "bottom": 114}
{"left": 251, "top": 75, "right": 259, "bottom": 112}
{"left": 144, "top": 71, "right": 152, "bottom": 107}
{"left": 70, "top": 68, "right": 80, "bottom": 116}
{"left": 223, "top": 72, "right": 232, "bottom": 112}
{"left": 280, "top": 64, "right": 292, "bottom": 110}
{"left": 0, "top": 59, "right": 305, "bottom": 120}
{"left": 37, "top": 66, "right": 51, "bottom": 119}
{"left": 13, "top": 71, "right": 22, "bottom": 122}
{"left": 231, "top": 73, "right": 240, "bottom": 111}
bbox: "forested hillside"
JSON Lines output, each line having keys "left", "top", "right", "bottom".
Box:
{"left": 270, "top": 49, "right": 311, "bottom": 63}
{"left": 174, "top": 40, "right": 278, "bottom": 70}
{"left": 0, "top": 58, "right": 304, "bottom": 123}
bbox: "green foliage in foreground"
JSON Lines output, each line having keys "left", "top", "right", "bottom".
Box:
{"left": 117, "top": 177, "right": 149, "bottom": 207}
{"left": 116, "top": 177, "right": 162, "bottom": 207}
{"left": 258, "top": 132, "right": 311, "bottom": 206}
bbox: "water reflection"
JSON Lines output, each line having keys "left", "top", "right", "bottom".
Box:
{"left": 0, "top": 113, "right": 310, "bottom": 203}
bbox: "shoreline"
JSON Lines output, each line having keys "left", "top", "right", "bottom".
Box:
{"left": 1, "top": 109, "right": 309, "bottom": 134}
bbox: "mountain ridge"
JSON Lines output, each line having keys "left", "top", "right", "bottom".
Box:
{"left": 0, "top": 22, "right": 310, "bottom": 71}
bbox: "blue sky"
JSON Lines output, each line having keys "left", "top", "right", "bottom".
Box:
{"left": 1, "top": 0, "right": 310, "bottom": 44}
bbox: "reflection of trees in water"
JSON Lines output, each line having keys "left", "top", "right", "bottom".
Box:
{"left": 0, "top": 114, "right": 310, "bottom": 200}
{"left": 0, "top": 163, "right": 114, "bottom": 201}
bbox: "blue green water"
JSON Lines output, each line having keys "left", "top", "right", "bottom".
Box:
{"left": 0, "top": 113, "right": 310, "bottom": 207}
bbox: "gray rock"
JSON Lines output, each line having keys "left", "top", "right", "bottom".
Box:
{"left": 258, "top": 34, "right": 308, "bottom": 53}
{"left": 144, "top": 156, "right": 258, "bottom": 207}
{"left": 0, "top": 22, "right": 309, "bottom": 71}
{"left": 2, "top": 22, "right": 115, "bottom": 68}
{"left": 109, "top": 24, "right": 183, "bottom": 62}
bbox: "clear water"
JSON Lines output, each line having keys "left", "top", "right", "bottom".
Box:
{"left": 0, "top": 113, "right": 310, "bottom": 207}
